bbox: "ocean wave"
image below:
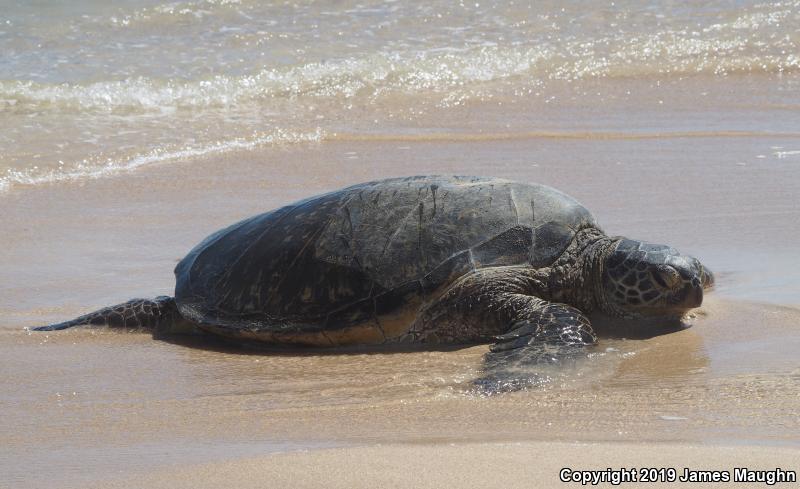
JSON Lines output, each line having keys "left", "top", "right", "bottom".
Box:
{"left": 2, "top": 1, "right": 799, "bottom": 193}
{"left": 0, "top": 128, "right": 324, "bottom": 192}
{"left": 3, "top": 30, "right": 798, "bottom": 113}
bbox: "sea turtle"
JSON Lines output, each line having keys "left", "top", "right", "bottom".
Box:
{"left": 33, "top": 175, "right": 713, "bottom": 388}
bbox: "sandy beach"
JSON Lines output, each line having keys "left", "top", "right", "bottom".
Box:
{"left": 81, "top": 442, "right": 800, "bottom": 489}
{"left": 3, "top": 124, "right": 800, "bottom": 487}
{"left": 2, "top": 1, "right": 800, "bottom": 487}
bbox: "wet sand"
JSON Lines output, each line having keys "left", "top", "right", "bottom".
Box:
{"left": 3, "top": 295, "right": 800, "bottom": 488}
{"left": 3, "top": 77, "right": 800, "bottom": 487}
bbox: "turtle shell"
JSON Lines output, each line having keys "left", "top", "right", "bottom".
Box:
{"left": 174, "top": 175, "right": 596, "bottom": 341}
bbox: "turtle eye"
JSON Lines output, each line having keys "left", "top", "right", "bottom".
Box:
{"left": 652, "top": 265, "right": 681, "bottom": 290}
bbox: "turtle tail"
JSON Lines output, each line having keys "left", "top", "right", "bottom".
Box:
{"left": 32, "top": 296, "right": 184, "bottom": 334}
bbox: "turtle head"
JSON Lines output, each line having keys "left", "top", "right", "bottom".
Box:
{"left": 599, "top": 239, "right": 713, "bottom": 318}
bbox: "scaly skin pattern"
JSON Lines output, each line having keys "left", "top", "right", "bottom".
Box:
{"left": 32, "top": 296, "right": 191, "bottom": 336}
{"left": 407, "top": 227, "right": 615, "bottom": 344}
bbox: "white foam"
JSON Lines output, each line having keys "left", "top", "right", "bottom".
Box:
{"left": 2, "top": 24, "right": 798, "bottom": 113}
{"left": 774, "top": 150, "right": 800, "bottom": 159}
{"left": 0, "top": 128, "right": 324, "bottom": 191}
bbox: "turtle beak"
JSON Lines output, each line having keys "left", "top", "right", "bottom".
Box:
{"left": 666, "top": 255, "right": 707, "bottom": 309}
{"left": 683, "top": 282, "right": 704, "bottom": 308}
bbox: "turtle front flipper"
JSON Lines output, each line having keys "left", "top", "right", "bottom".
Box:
{"left": 476, "top": 302, "right": 597, "bottom": 393}
{"left": 31, "top": 296, "right": 195, "bottom": 336}
{"left": 410, "top": 266, "right": 597, "bottom": 392}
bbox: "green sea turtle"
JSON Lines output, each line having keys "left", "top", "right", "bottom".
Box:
{"left": 33, "top": 175, "right": 713, "bottom": 388}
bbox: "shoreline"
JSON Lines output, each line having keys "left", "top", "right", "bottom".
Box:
{"left": 3, "top": 71, "right": 800, "bottom": 196}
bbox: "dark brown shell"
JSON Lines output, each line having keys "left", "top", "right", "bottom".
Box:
{"left": 174, "top": 175, "right": 596, "bottom": 333}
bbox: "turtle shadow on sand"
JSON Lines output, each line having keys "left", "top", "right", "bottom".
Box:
{"left": 132, "top": 312, "right": 699, "bottom": 395}
{"left": 30, "top": 176, "right": 714, "bottom": 395}
{"left": 156, "top": 328, "right": 475, "bottom": 357}
{"left": 590, "top": 312, "right": 693, "bottom": 340}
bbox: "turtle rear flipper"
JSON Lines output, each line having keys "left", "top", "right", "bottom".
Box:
{"left": 475, "top": 303, "right": 597, "bottom": 393}
{"left": 31, "top": 296, "right": 192, "bottom": 336}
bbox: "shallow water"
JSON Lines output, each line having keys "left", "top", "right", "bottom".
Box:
{"left": 2, "top": 0, "right": 800, "bottom": 190}
{"left": 2, "top": 1, "right": 800, "bottom": 487}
